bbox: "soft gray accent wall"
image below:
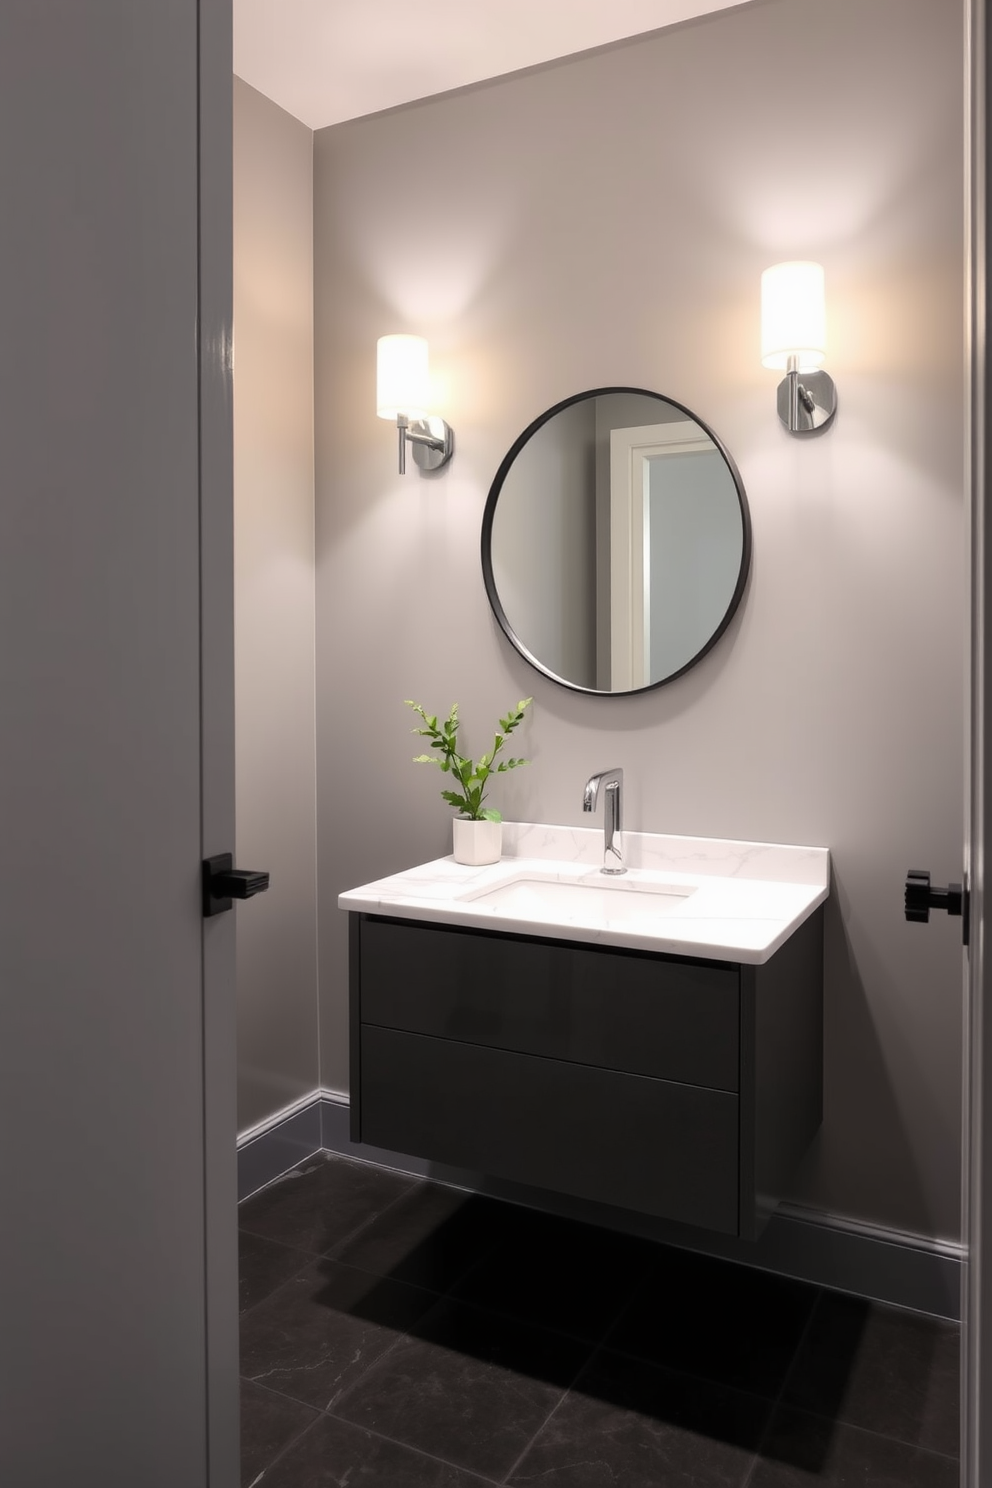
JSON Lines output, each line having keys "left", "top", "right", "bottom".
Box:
{"left": 314, "top": 0, "right": 965, "bottom": 1241}
{"left": 234, "top": 78, "right": 319, "bottom": 1131}
{"left": 0, "top": 3, "right": 235, "bottom": 1483}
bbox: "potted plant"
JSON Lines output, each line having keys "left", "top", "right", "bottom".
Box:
{"left": 405, "top": 697, "right": 532, "bottom": 865}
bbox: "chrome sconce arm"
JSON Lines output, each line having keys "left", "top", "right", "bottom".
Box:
{"left": 778, "top": 353, "right": 837, "bottom": 435}
{"left": 395, "top": 412, "right": 455, "bottom": 475}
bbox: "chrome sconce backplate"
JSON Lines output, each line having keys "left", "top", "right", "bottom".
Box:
{"left": 776, "top": 361, "right": 837, "bottom": 434}
{"left": 396, "top": 413, "right": 455, "bottom": 474}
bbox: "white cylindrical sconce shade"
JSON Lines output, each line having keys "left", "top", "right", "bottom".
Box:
{"left": 376, "top": 334, "right": 430, "bottom": 420}
{"left": 761, "top": 262, "right": 826, "bottom": 371}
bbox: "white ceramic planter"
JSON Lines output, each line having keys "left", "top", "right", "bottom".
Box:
{"left": 452, "top": 817, "right": 502, "bottom": 866}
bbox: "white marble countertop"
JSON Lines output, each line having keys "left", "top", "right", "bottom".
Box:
{"left": 338, "top": 822, "right": 830, "bottom": 965}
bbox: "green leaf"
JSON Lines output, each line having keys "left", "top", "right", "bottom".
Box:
{"left": 500, "top": 700, "right": 531, "bottom": 733}
{"left": 405, "top": 695, "right": 531, "bottom": 820}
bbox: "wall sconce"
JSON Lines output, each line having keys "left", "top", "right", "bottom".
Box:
{"left": 761, "top": 261, "right": 837, "bottom": 434}
{"left": 376, "top": 334, "right": 454, "bottom": 474}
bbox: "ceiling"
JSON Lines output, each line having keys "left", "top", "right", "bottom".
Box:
{"left": 233, "top": 0, "right": 750, "bottom": 130}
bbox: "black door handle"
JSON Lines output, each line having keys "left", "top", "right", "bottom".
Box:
{"left": 904, "top": 868, "right": 967, "bottom": 943}
{"left": 202, "top": 853, "right": 270, "bottom": 918}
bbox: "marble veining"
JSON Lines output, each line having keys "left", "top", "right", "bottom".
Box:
{"left": 338, "top": 823, "right": 830, "bottom": 965}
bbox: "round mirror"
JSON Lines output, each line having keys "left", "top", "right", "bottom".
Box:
{"left": 482, "top": 388, "right": 751, "bottom": 695}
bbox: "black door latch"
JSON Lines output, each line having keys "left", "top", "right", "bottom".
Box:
{"left": 202, "top": 853, "right": 271, "bottom": 918}
{"left": 904, "top": 868, "right": 967, "bottom": 943}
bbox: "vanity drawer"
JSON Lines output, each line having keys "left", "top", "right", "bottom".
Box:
{"left": 358, "top": 916, "right": 739, "bottom": 1092}
{"left": 360, "top": 1025, "right": 740, "bottom": 1234}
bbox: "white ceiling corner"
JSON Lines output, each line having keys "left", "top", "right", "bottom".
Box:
{"left": 233, "top": 0, "right": 751, "bottom": 130}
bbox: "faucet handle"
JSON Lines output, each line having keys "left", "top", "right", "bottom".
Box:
{"left": 583, "top": 766, "right": 623, "bottom": 810}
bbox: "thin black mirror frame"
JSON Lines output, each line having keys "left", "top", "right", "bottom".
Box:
{"left": 481, "top": 386, "right": 753, "bottom": 697}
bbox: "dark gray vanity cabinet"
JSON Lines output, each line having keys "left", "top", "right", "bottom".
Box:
{"left": 349, "top": 909, "right": 823, "bottom": 1240}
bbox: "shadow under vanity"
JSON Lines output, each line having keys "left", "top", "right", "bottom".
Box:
{"left": 341, "top": 825, "right": 828, "bottom": 1243}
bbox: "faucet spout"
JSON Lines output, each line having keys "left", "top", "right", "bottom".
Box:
{"left": 582, "top": 768, "right": 626, "bottom": 875}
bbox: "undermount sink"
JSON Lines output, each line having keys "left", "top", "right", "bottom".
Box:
{"left": 462, "top": 875, "right": 696, "bottom": 924}
{"left": 338, "top": 822, "right": 831, "bottom": 963}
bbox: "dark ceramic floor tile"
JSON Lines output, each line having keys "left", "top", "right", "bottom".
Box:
{"left": 240, "top": 1257, "right": 438, "bottom": 1411}
{"left": 331, "top": 1296, "right": 592, "bottom": 1480}
{"left": 240, "top": 1230, "right": 313, "bottom": 1314}
{"left": 240, "top": 1379, "right": 321, "bottom": 1488}
{"left": 451, "top": 1208, "right": 655, "bottom": 1342}
{"left": 749, "top": 1405, "right": 959, "bottom": 1488}
{"left": 239, "top": 1153, "right": 420, "bottom": 1256}
{"left": 253, "top": 1413, "right": 498, "bottom": 1488}
{"left": 508, "top": 1346, "right": 770, "bottom": 1487}
{"left": 605, "top": 1245, "right": 818, "bottom": 1397}
{"left": 329, "top": 1183, "right": 510, "bottom": 1291}
{"left": 782, "top": 1291, "right": 960, "bottom": 1457}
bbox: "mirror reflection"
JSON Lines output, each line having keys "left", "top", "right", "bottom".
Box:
{"left": 482, "top": 389, "right": 751, "bottom": 695}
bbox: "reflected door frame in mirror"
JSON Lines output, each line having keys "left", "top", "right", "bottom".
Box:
{"left": 481, "top": 387, "right": 753, "bottom": 697}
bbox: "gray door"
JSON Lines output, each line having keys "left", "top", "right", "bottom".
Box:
{"left": 0, "top": 4, "right": 238, "bottom": 1486}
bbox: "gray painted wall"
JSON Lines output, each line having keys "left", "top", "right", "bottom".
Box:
{"left": 233, "top": 79, "right": 319, "bottom": 1131}
{"left": 313, "top": 0, "right": 966, "bottom": 1241}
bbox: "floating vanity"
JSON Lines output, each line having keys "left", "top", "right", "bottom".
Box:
{"left": 339, "top": 824, "right": 829, "bottom": 1241}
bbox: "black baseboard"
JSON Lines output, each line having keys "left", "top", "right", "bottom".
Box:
{"left": 237, "top": 1097, "right": 322, "bottom": 1201}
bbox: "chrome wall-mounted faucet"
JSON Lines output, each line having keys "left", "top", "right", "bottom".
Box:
{"left": 582, "top": 768, "right": 626, "bottom": 875}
